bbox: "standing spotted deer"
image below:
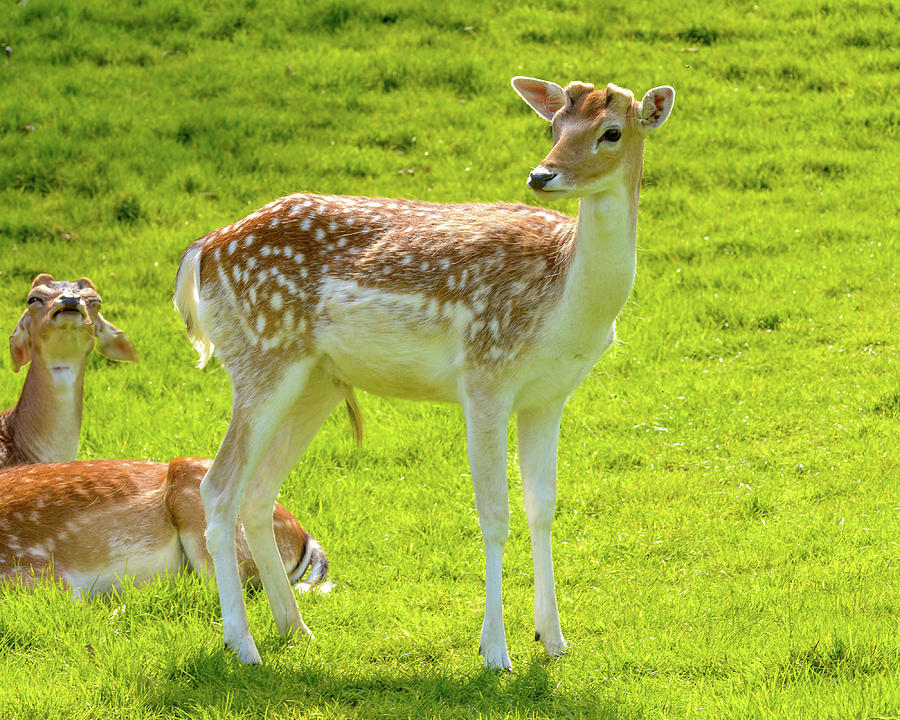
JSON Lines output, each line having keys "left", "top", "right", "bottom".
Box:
{"left": 1, "top": 274, "right": 137, "bottom": 468}
{"left": 175, "top": 76, "right": 674, "bottom": 668}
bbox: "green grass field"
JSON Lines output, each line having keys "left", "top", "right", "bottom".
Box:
{"left": 0, "top": 0, "right": 898, "bottom": 717}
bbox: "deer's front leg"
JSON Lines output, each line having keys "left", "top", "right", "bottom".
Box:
{"left": 465, "top": 395, "right": 512, "bottom": 671}
{"left": 517, "top": 402, "right": 567, "bottom": 658}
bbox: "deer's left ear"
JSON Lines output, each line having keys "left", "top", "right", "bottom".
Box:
{"left": 638, "top": 86, "right": 675, "bottom": 134}
{"left": 94, "top": 314, "right": 139, "bottom": 364}
{"left": 9, "top": 311, "right": 32, "bottom": 373}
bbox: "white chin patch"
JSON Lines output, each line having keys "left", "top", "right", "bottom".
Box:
{"left": 50, "top": 366, "right": 77, "bottom": 386}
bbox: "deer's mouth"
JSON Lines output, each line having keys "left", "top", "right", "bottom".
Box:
{"left": 51, "top": 307, "right": 86, "bottom": 320}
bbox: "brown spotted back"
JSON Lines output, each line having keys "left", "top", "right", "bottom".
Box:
{"left": 191, "top": 194, "right": 577, "bottom": 369}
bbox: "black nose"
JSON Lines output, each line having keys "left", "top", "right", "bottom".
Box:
{"left": 527, "top": 171, "right": 557, "bottom": 190}
{"left": 59, "top": 296, "right": 79, "bottom": 310}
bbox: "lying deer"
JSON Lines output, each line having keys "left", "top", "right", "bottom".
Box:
{"left": 1, "top": 274, "right": 137, "bottom": 468}
{"left": 175, "top": 75, "right": 674, "bottom": 668}
{"left": 0, "top": 457, "right": 328, "bottom": 597}
{"left": 0, "top": 276, "right": 329, "bottom": 597}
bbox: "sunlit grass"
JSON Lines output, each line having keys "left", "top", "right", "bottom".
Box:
{"left": 0, "top": 0, "right": 898, "bottom": 717}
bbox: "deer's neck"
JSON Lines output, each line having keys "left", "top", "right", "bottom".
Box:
{"left": 9, "top": 359, "right": 85, "bottom": 463}
{"left": 561, "top": 169, "right": 640, "bottom": 331}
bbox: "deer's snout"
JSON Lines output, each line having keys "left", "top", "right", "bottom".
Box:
{"left": 51, "top": 295, "right": 86, "bottom": 321}
{"left": 527, "top": 170, "right": 557, "bottom": 190}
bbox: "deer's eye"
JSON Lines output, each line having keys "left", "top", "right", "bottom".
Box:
{"left": 600, "top": 127, "right": 622, "bottom": 143}
{"left": 27, "top": 296, "right": 43, "bottom": 306}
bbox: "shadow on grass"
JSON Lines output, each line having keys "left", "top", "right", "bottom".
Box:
{"left": 149, "top": 647, "right": 629, "bottom": 719}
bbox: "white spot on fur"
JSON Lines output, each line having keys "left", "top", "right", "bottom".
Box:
{"left": 261, "top": 245, "right": 271, "bottom": 257}
{"left": 256, "top": 314, "right": 266, "bottom": 335}
{"left": 270, "top": 292, "right": 283, "bottom": 310}
{"left": 315, "top": 228, "right": 326, "bottom": 242}
{"left": 300, "top": 218, "right": 312, "bottom": 231}
{"left": 229, "top": 240, "right": 238, "bottom": 255}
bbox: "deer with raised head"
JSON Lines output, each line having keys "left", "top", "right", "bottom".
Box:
{"left": 175, "top": 75, "right": 674, "bottom": 668}
{"left": 1, "top": 274, "right": 138, "bottom": 468}
{"left": 0, "top": 278, "right": 328, "bottom": 597}
{"left": 0, "top": 457, "right": 328, "bottom": 597}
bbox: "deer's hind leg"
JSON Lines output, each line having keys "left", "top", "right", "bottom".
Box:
{"left": 238, "top": 365, "right": 345, "bottom": 639}
{"left": 200, "top": 356, "right": 321, "bottom": 665}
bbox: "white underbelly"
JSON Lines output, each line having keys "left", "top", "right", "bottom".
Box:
{"left": 316, "top": 281, "right": 468, "bottom": 403}
{"left": 64, "top": 533, "right": 186, "bottom": 598}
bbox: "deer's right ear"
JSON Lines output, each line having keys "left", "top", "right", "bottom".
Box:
{"left": 9, "top": 311, "right": 31, "bottom": 373}
{"left": 511, "top": 76, "right": 567, "bottom": 121}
